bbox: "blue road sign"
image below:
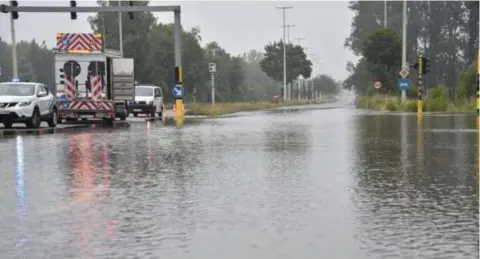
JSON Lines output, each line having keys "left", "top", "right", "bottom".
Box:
{"left": 172, "top": 85, "right": 184, "bottom": 99}
{"left": 398, "top": 78, "right": 410, "bottom": 90}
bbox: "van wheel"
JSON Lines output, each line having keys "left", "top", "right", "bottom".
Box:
{"left": 150, "top": 107, "right": 156, "bottom": 117}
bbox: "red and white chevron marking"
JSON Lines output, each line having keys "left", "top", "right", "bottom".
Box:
{"left": 90, "top": 76, "right": 103, "bottom": 100}
{"left": 65, "top": 75, "right": 76, "bottom": 100}
{"left": 69, "top": 100, "right": 114, "bottom": 111}
{"left": 56, "top": 33, "right": 102, "bottom": 51}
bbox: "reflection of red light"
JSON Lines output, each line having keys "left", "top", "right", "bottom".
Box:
{"left": 102, "top": 143, "right": 109, "bottom": 195}
{"left": 107, "top": 220, "right": 116, "bottom": 239}
{"left": 102, "top": 142, "right": 116, "bottom": 239}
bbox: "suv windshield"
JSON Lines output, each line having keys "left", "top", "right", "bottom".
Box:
{"left": 0, "top": 83, "right": 36, "bottom": 96}
{"left": 135, "top": 87, "right": 153, "bottom": 97}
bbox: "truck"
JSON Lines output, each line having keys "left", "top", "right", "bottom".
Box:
{"left": 54, "top": 32, "right": 134, "bottom": 125}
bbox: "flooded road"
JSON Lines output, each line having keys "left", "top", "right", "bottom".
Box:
{"left": 0, "top": 107, "right": 478, "bottom": 259}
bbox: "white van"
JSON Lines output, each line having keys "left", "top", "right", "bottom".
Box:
{"left": 127, "top": 85, "right": 163, "bottom": 117}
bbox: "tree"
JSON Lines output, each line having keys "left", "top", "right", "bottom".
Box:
{"left": 344, "top": 1, "right": 479, "bottom": 98}
{"left": 362, "top": 28, "right": 401, "bottom": 93}
{"left": 313, "top": 74, "right": 341, "bottom": 96}
{"left": 260, "top": 40, "right": 312, "bottom": 83}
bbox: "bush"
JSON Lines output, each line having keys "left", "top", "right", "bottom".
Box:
{"left": 428, "top": 86, "right": 448, "bottom": 100}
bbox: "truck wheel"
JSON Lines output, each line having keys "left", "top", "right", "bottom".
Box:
{"left": 26, "top": 108, "right": 41, "bottom": 129}
{"left": 47, "top": 108, "right": 58, "bottom": 128}
{"left": 2, "top": 120, "right": 13, "bottom": 129}
{"left": 102, "top": 117, "right": 114, "bottom": 126}
{"left": 119, "top": 112, "right": 127, "bottom": 121}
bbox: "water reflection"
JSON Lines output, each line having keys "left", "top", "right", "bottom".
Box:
{"left": 352, "top": 114, "right": 478, "bottom": 258}
{"left": 15, "top": 135, "right": 27, "bottom": 253}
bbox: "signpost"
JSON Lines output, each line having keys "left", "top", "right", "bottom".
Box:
{"left": 398, "top": 78, "right": 410, "bottom": 90}
{"left": 209, "top": 63, "right": 216, "bottom": 105}
{"left": 373, "top": 81, "right": 382, "bottom": 96}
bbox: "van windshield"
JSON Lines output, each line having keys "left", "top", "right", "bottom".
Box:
{"left": 0, "top": 83, "right": 36, "bottom": 96}
{"left": 135, "top": 87, "right": 153, "bottom": 97}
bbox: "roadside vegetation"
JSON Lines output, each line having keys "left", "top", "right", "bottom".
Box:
{"left": 165, "top": 100, "right": 327, "bottom": 117}
{"left": 343, "top": 2, "right": 478, "bottom": 113}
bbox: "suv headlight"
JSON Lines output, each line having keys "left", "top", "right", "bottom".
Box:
{"left": 18, "top": 101, "right": 32, "bottom": 107}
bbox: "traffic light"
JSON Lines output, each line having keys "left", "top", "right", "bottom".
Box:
{"left": 10, "top": 1, "right": 18, "bottom": 20}
{"left": 59, "top": 68, "right": 65, "bottom": 85}
{"left": 128, "top": 1, "right": 134, "bottom": 20}
{"left": 70, "top": 1, "right": 77, "bottom": 20}
{"left": 421, "top": 57, "right": 430, "bottom": 75}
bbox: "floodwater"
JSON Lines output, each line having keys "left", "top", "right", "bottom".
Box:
{"left": 0, "top": 106, "right": 478, "bottom": 259}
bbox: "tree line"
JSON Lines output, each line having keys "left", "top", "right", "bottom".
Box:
{"left": 0, "top": 0, "right": 340, "bottom": 103}
{"left": 344, "top": 1, "right": 479, "bottom": 99}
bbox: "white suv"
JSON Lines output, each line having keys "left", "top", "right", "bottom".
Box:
{"left": 0, "top": 81, "right": 58, "bottom": 129}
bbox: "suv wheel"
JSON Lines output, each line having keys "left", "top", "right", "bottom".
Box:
{"left": 47, "top": 108, "right": 57, "bottom": 128}
{"left": 26, "top": 108, "right": 41, "bottom": 129}
{"left": 2, "top": 120, "right": 13, "bottom": 129}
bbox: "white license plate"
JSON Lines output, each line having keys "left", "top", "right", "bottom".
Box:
{"left": 133, "top": 109, "right": 142, "bottom": 112}
{"left": 95, "top": 113, "right": 106, "bottom": 118}
{"left": 81, "top": 115, "right": 94, "bottom": 118}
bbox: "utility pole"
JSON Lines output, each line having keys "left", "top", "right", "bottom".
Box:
{"left": 306, "top": 52, "right": 316, "bottom": 100}
{"left": 118, "top": 0, "right": 123, "bottom": 55}
{"left": 384, "top": 0, "right": 387, "bottom": 28}
{"left": 276, "top": 5, "right": 293, "bottom": 101}
{"left": 401, "top": 0, "right": 407, "bottom": 102}
{"left": 10, "top": 12, "right": 18, "bottom": 78}
{"left": 294, "top": 37, "right": 305, "bottom": 45}
{"left": 285, "top": 24, "right": 295, "bottom": 43}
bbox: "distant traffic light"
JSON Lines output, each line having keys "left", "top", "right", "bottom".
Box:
{"left": 411, "top": 56, "right": 430, "bottom": 75}
{"left": 421, "top": 57, "right": 430, "bottom": 75}
{"left": 10, "top": 0, "right": 18, "bottom": 20}
{"left": 128, "top": 1, "right": 134, "bottom": 20}
{"left": 70, "top": 1, "right": 77, "bottom": 20}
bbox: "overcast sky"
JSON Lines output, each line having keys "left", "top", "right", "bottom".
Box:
{"left": 0, "top": 1, "right": 358, "bottom": 81}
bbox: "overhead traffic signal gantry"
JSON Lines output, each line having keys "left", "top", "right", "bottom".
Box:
{"left": 70, "top": 1, "right": 77, "bottom": 20}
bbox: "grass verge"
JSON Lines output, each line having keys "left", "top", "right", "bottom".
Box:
{"left": 166, "top": 100, "right": 326, "bottom": 117}
{"left": 356, "top": 96, "right": 476, "bottom": 113}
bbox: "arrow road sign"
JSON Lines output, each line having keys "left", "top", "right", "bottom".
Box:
{"left": 172, "top": 85, "right": 184, "bottom": 99}
{"left": 398, "top": 78, "right": 410, "bottom": 90}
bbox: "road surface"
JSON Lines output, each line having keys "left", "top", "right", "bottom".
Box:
{"left": 0, "top": 105, "right": 477, "bottom": 258}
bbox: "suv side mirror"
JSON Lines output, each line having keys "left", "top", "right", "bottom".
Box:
{"left": 37, "top": 91, "right": 47, "bottom": 97}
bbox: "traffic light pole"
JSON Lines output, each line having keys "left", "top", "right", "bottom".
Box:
{"left": 10, "top": 12, "right": 17, "bottom": 78}
{"left": 417, "top": 56, "right": 424, "bottom": 119}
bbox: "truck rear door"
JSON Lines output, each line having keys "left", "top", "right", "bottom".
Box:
{"left": 112, "top": 58, "right": 135, "bottom": 102}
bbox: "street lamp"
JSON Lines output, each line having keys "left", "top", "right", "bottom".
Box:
{"left": 275, "top": 5, "right": 293, "bottom": 101}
